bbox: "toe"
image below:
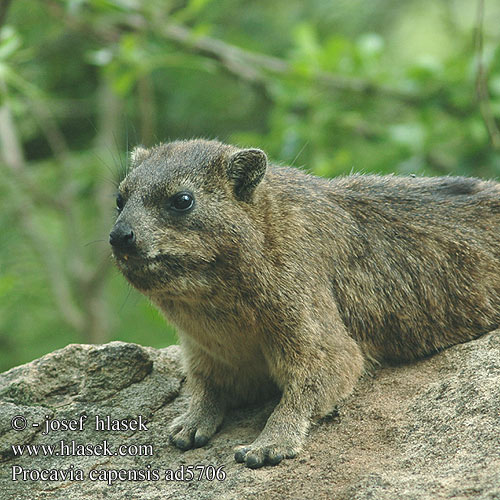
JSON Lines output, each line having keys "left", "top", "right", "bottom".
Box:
{"left": 245, "top": 452, "right": 265, "bottom": 469}
{"left": 194, "top": 432, "right": 210, "bottom": 448}
{"left": 234, "top": 446, "right": 250, "bottom": 463}
{"left": 170, "top": 428, "right": 196, "bottom": 450}
{"left": 234, "top": 441, "right": 300, "bottom": 468}
{"left": 267, "top": 452, "right": 284, "bottom": 465}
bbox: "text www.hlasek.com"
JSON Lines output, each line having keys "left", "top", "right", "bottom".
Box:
{"left": 11, "top": 440, "right": 152, "bottom": 457}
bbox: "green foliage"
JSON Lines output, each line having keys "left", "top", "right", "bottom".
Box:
{"left": 1, "top": 0, "right": 500, "bottom": 371}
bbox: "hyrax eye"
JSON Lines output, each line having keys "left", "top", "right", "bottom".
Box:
{"left": 170, "top": 192, "right": 194, "bottom": 213}
{"left": 116, "top": 193, "right": 125, "bottom": 212}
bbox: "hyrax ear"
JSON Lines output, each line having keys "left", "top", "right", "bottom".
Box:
{"left": 130, "top": 145, "right": 150, "bottom": 169}
{"left": 227, "top": 148, "right": 267, "bottom": 201}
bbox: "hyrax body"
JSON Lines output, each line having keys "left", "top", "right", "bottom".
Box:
{"left": 110, "top": 139, "right": 500, "bottom": 468}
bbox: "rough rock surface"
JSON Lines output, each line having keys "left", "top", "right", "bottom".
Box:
{"left": 0, "top": 332, "right": 499, "bottom": 500}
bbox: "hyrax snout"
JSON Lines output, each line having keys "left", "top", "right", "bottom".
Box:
{"left": 110, "top": 139, "right": 500, "bottom": 468}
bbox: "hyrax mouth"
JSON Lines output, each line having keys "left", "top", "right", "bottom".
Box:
{"left": 110, "top": 217, "right": 216, "bottom": 294}
{"left": 113, "top": 254, "right": 164, "bottom": 291}
{"left": 112, "top": 249, "right": 141, "bottom": 264}
{"left": 113, "top": 250, "right": 211, "bottom": 293}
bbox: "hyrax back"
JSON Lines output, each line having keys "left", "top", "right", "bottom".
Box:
{"left": 110, "top": 139, "right": 500, "bottom": 468}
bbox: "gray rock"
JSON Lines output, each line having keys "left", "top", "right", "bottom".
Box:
{"left": 0, "top": 333, "right": 498, "bottom": 500}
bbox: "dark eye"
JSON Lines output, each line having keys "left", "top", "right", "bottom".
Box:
{"left": 171, "top": 192, "right": 194, "bottom": 213}
{"left": 116, "top": 193, "right": 125, "bottom": 212}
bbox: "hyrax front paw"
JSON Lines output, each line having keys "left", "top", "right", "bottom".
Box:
{"left": 234, "top": 439, "right": 300, "bottom": 469}
{"left": 169, "top": 411, "right": 222, "bottom": 451}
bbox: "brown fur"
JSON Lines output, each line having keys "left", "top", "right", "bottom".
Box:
{"left": 110, "top": 139, "right": 500, "bottom": 468}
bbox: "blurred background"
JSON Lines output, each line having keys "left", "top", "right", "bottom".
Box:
{"left": 1, "top": 0, "right": 499, "bottom": 372}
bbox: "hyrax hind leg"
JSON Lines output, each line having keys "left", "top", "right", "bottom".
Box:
{"left": 235, "top": 320, "right": 364, "bottom": 468}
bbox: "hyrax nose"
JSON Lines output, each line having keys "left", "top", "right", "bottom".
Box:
{"left": 109, "top": 222, "right": 136, "bottom": 250}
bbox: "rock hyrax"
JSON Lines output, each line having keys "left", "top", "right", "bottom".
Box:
{"left": 110, "top": 139, "right": 500, "bottom": 468}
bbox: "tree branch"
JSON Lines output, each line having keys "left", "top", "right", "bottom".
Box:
{"left": 0, "top": 85, "right": 68, "bottom": 210}
{"left": 0, "top": 95, "right": 85, "bottom": 332}
{"left": 31, "top": 99, "right": 71, "bottom": 162}
{"left": 159, "top": 23, "right": 423, "bottom": 105}
{"left": 44, "top": 3, "right": 468, "bottom": 114}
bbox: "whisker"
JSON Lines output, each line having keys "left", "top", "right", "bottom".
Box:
{"left": 111, "top": 131, "right": 126, "bottom": 177}
{"left": 92, "top": 149, "right": 122, "bottom": 185}
{"left": 94, "top": 172, "right": 120, "bottom": 188}
{"left": 119, "top": 285, "right": 133, "bottom": 313}
{"left": 290, "top": 140, "right": 309, "bottom": 168}
{"left": 84, "top": 239, "right": 106, "bottom": 247}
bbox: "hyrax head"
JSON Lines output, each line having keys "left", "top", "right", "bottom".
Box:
{"left": 110, "top": 139, "right": 267, "bottom": 297}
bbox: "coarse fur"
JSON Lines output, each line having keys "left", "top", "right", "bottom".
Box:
{"left": 110, "top": 139, "right": 500, "bottom": 468}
